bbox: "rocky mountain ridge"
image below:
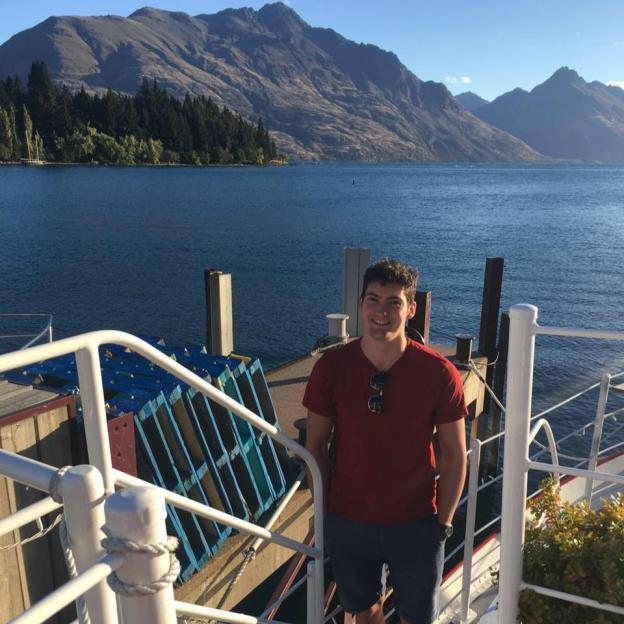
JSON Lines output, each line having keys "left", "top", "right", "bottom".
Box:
{"left": 473, "top": 67, "right": 624, "bottom": 163}
{"left": 0, "top": 3, "right": 540, "bottom": 161}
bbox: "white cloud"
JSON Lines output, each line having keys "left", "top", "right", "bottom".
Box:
{"left": 606, "top": 80, "right": 624, "bottom": 89}
{"left": 444, "top": 76, "right": 472, "bottom": 85}
{"left": 613, "top": 41, "right": 624, "bottom": 46}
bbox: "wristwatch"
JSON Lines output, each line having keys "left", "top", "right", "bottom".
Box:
{"left": 439, "top": 522, "right": 454, "bottom": 539}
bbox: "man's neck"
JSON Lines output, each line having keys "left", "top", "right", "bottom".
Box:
{"left": 360, "top": 334, "right": 408, "bottom": 371}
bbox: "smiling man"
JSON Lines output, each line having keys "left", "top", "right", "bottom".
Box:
{"left": 303, "top": 258, "right": 467, "bottom": 624}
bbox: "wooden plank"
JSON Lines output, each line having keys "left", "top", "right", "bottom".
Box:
{"left": 0, "top": 383, "right": 32, "bottom": 400}
{"left": 205, "top": 269, "right": 234, "bottom": 356}
{"left": 0, "top": 416, "right": 58, "bottom": 622}
{"left": 478, "top": 257, "right": 504, "bottom": 414}
{"left": 171, "top": 399, "right": 226, "bottom": 512}
{"left": 409, "top": 290, "right": 431, "bottom": 344}
{"left": 35, "top": 407, "right": 74, "bottom": 623}
{"left": 342, "top": 247, "right": 370, "bottom": 337}
{"left": 0, "top": 392, "right": 49, "bottom": 417}
{"left": 0, "top": 462, "right": 27, "bottom": 622}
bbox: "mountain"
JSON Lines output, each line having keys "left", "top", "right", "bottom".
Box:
{"left": 473, "top": 67, "right": 624, "bottom": 163}
{"left": 0, "top": 3, "right": 540, "bottom": 161}
{"left": 455, "top": 91, "right": 489, "bottom": 112}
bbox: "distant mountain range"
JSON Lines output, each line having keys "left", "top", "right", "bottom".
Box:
{"left": 0, "top": 3, "right": 539, "bottom": 162}
{"left": 455, "top": 91, "right": 490, "bottom": 112}
{"left": 469, "top": 68, "right": 624, "bottom": 164}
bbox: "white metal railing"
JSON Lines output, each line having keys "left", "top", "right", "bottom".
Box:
{"left": 1, "top": 318, "right": 623, "bottom": 624}
{"left": 0, "top": 331, "right": 325, "bottom": 624}
{"left": 435, "top": 321, "right": 623, "bottom": 623}
{"left": 0, "top": 313, "right": 53, "bottom": 349}
{"left": 498, "top": 304, "right": 624, "bottom": 623}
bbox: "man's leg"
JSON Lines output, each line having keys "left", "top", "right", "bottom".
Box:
{"left": 349, "top": 595, "right": 385, "bottom": 624}
{"left": 382, "top": 514, "right": 445, "bottom": 624}
{"left": 325, "top": 513, "right": 385, "bottom": 620}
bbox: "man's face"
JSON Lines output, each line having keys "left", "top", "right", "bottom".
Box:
{"left": 360, "top": 281, "right": 416, "bottom": 342}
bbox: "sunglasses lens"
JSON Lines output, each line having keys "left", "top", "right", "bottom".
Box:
{"left": 370, "top": 371, "right": 387, "bottom": 391}
{"left": 368, "top": 394, "right": 383, "bottom": 413}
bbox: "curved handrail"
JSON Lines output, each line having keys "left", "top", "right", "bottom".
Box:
{"left": 0, "top": 329, "right": 326, "bottom": 623}
{"left": 528, "top": 418, "right": 559, "bottom": 471}
{"left": 0, "top": 312, "right": 53, "bottom": 349}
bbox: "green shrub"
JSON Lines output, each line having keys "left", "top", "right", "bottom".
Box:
{"left": 519, "top": 476, "right": 624, "bottom": 623}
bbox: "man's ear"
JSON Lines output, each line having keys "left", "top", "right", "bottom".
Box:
{"left": 407, "top": 301, "right": 417, "bottom": 320}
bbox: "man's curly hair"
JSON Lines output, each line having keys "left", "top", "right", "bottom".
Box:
{"left": 361, "top": 258, "right": 419, "bottom": 303}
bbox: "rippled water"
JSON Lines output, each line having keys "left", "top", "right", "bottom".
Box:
{"left": 1, "top": 162, "right": 623, "bottom": 431}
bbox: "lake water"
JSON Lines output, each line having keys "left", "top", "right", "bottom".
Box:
{"left": 1, "top": 162, "right": 624, "bottom": 439}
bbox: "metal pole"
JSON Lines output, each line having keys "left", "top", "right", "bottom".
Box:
{"left": 105, "top": 487, "right": 177, "bottom": 624}
{"left": 459, "top": 438, "right": 481, "bottom": 622}
{"left": 498, "top": 304, "right": 537, "bottom": 624}
{"left": 60, "top": 465, "right": 119, "bottom": 624}
{"left": 584, "top": 373, "right": 611, "bottom": 502}
{"left": 306, "top": 560, "right": 316, "bottom": 624}
{"left": 76, "top": 343, "right": 115, "bottom": 494}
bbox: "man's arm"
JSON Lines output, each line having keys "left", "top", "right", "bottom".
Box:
{"left": 436, "top": 418, "right": 467, "bottom": 525}
{"left": 305, "top": 410, "right": 333, "bottom": 511}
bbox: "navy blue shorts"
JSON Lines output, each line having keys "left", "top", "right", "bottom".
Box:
{"left": 324, "top": 512, "right": 446, "bottom": 624}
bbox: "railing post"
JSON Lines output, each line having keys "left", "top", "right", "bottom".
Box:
{"left": 105, "top": 487, "right": 177, "bottom": 623}
{"left": 459, "top": 438, "right": 481, "bottom": 623}
{"left": 76, "top": 343, "right": 115, "bottom": 494}
{"left": 60, "top": 465, "right": 119, "bottom": 624}
{"left": 306, "top": 560, "right": 317, "bottom": 624}
{"left": 584, "top": 373, "right": 611, "bottom": 502}
{"left": 498, "top": 304, "right": 537, "bottom": 624}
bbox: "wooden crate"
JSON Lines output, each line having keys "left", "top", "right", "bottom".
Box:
{"left": 0, "top": 393, "right": 76, "bottom": 624}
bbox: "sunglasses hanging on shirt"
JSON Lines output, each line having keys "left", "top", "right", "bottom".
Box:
{"left": 368, "top": 370, "right": 387, "bottom": 414}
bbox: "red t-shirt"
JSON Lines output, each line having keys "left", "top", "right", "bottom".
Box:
{"left": 303, "top": 338, "right": 467, "bottom": 524}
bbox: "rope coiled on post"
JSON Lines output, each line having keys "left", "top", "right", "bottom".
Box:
{"left": 102, "top": 532, "right": 181, "bottom": 596}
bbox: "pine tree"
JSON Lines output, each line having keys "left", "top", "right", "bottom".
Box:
{"left": 8, "top": 105, "right": 21, "bottom": 160}
{"left": 0, "top": 107, "right": 13, "bottom": 160}
{"left": 22, "top": 105, "right": 34, "bottom": 159}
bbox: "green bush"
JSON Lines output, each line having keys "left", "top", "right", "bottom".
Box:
{"left": 519, "top": 476, "right": 624, "bottom": 623}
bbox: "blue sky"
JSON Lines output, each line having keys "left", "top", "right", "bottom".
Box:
{"left": 1, "top": 0, "right": 623, "bottom": 100}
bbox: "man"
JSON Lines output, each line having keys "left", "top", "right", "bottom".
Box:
{"left": 303, "top": 258, "right": 467, "bottom": 624}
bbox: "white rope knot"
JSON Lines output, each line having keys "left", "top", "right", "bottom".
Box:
{"left": 48, "top": 465, "right": 72, "bottom": 503}
{"left": 47, "top": 466, "right": 91, "bottom": 624}
{"left": 102, "top": 534, "right": 181, "bottom": 596}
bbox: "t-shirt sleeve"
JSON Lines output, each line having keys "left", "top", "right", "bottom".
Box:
{"left": 302, "top": 354, "right": 335, "bottom": 419}
{"left": 433, "top": 359, "right": 468, "bottom": 424}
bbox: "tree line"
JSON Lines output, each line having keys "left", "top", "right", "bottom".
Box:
{"left": 0, "top": 61, "right": 286, "bottom": 165}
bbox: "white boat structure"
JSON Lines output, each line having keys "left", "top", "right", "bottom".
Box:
{"left": 0, "top": 303, "right": 623, "bottom": 624}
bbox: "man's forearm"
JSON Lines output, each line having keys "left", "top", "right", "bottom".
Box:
{"left": 436, "top": 454, "right": 466, "bottom": 525}
{"left": 307, "top": 446, "right": 330, "bottom": 512}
